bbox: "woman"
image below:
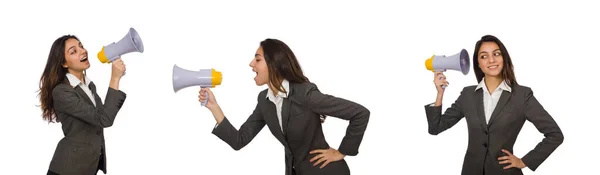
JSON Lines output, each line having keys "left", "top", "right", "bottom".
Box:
{"left": 424, "top": 35, "right": 564, "bottom": 175}
{"left": 199, "top": 38, "right": 370, "bottom": 175}
{"left": 38, "top": 35, "right": 127, "bottom": 175}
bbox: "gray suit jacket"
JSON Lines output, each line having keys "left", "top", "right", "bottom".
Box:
{"left": 212, "top": 82, "right": 370, "bottom": 175}
{"left": 48, "top": 81, "right": 126, "bottom": 175}
{"left": 424, "top": 85, "right": 563, "bottom": 175}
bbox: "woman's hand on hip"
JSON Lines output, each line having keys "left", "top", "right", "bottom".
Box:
{"left": 309, "top": 147, "right": 345, "bottom": 169}
{"left": 498, "top": 149, "right": 527, "bottom": 169}
{"left": 199, "top": 88, "right": 219, "bottom": 110}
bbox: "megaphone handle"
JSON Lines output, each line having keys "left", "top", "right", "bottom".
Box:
{"left": 201, "top": 93, "right": 209, "bottom": 107}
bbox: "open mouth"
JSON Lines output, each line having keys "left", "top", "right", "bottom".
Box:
{"left": 80, "top": 56, "right": 88, "bottom": 62}
{"left": 487, "top": 65, "right": 498, "bottom": 69}
{"left": 252, "top": 70, "right": 258, "bottom": 79}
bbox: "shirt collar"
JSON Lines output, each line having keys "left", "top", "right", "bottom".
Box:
{"left": 475, "top": 77, "right": 512, "bottom": 93}
{"left": 266, "top": 79, "right": 290, "bottom": 99}
{"left": 65, "top": 73, "right": 92, "bottom": 88}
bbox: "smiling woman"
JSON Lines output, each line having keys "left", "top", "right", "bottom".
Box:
{"left": 38, "top": 35, "right": 129, "bottom": 175}
{"left": 472, "top": 35, "right": 518, "bottom": 88}
{"left": 424, "top": 35, "right": 564, "bottom": 175}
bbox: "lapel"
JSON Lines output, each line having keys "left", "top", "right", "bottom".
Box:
{"left": 474, "top": 89, "right": 488, "bottom": 130}
{"left": 89, "top": 82, "right": 101, "bottom": 107}
{"left": 281, "top": 84, "right": 294, "bottom": 136}
{"left": 262, "top": 98, "right": 287, "bottom": 143}
{"left": 74, "top": 86, "right": 95, "bottom": 107}
{"left": 487, "top": 91, "right": 511, "bottom": 126}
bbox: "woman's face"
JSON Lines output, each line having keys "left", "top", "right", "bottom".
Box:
{"left": 62, "top": 38, "right": 90, "bottom": 73}
{"left": 477, "top": 41, "right": 504, "bottom": 78}
{"left": 249, "top": 46, "right": 270, "bottom": 86}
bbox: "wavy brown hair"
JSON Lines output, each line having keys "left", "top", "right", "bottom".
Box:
{"left": 473, "top": 35, "right": 518, "bottom": 87}
{"left": 38, "top": 35, "right": 79, "bottom": 123}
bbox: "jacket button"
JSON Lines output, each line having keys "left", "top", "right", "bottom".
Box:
{"left": 97, "top": 131, "right": 101, "bottom": 135}
{"left": 483, "top": 143, "right": 488, "bottom": 147}
{"left": 484, "top": 131, "right": 488, "bottom": 135}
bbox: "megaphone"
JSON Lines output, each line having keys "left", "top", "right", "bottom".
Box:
{"left": 97, "top": 27, "right": 144, "bottom": 75}
{"left": 173, "top": 64, "right": 223, "bottom": 106}
{"left": 425, "top": 49, "right": 470, "bottom": 88}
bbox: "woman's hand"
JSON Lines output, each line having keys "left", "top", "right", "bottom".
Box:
{"left": 309, "top": 147, "right": 345, "bottom": 169}
{"left": 108, "top": 58, "right": 126, "bottom": 90}
{"left": 111, "top": 58, "right": 126, "bottom": 79}
{"left": 433, "top": 71, "right": 448, "bottom": 93}
{"left": 498, "top": 149, "right": 527, "bottom": 169}
{"left": 198, "top": 88, "right": 225, "bottom": 124}
{"left": 199, "top": 88, "right": 219, "bottom": 111}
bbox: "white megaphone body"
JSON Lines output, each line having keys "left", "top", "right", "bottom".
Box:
{"left": 173, "top": 64, "right": 223, "bottom": 106}
{"left": 97, "top": 27, "right": 144, "bottom": 75}
{"left": 425, "top": 49, "right": 471, "bottom": 89}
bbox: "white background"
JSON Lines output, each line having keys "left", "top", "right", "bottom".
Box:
{"left": 1, "top": 0, "right": 598, "bottom": 174}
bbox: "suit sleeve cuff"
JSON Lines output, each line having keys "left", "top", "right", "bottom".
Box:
{"left": 108, "top": 87, "right": 127, "bottom": 98}
{"left": 212, "top": 117, "right": 231, "bottom": 135}
{"left": 338, "top": 147, "right": 358, "bottom": 156}
{"left": 426, "top": 102, "right": 439, "bottom": 107}
{"left": 521, "top": 154, "right": 540, "bottom": 171}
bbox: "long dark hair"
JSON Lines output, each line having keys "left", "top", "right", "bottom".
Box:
{"left": 473, "top": 35, "right": 518, "bottom": 87}
{"left": 260, "top": 38, "right": 327, "bottom": 122}
{"left": 260, "top": 38, "right": 310, "bottom": 93}
{"left": 38, "top": 35, "right": 79, "bottom": 123}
